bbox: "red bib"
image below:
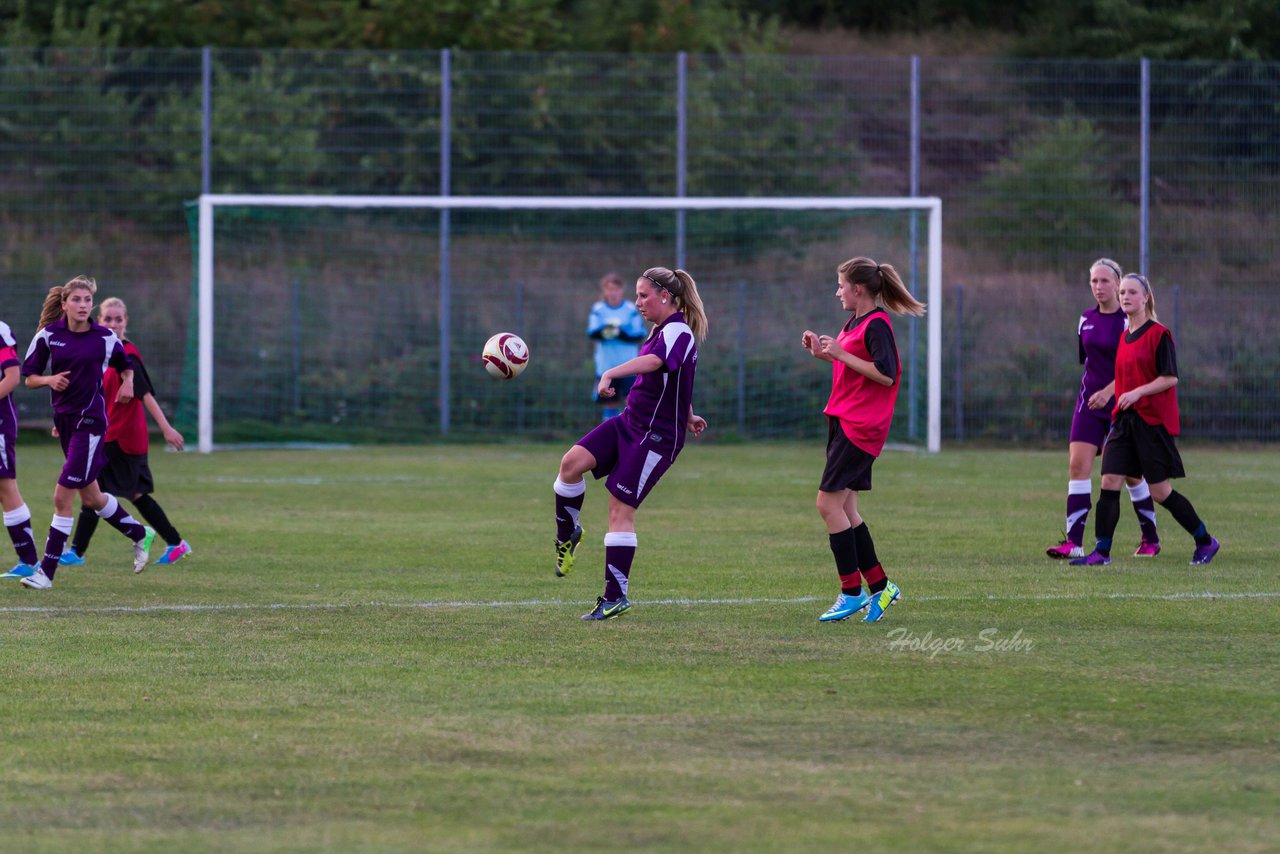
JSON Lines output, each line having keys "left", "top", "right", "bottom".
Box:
{"left": 823, "top": 314, "right": 901, "bottom": 456}
{"left": 1114, "top": 322, "right": 1179, "bottom": 436}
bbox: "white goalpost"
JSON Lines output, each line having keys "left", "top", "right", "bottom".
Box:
{"left": 195, "top": 194, "right": 943, "bottom": 453}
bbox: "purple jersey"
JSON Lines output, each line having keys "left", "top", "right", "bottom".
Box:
{"left": 1076, "top": 306, "right": 1127, "bottom": 406}
{"left": 22, "top": 318, "right": 127, "bottom": 426}
{"left": 0, "top": 320, "right": 18, "bottom": 433}
{"left": 1, "top": 321, "right": 19, "bottom": 475}
{"left": 621, "top": 311, "right": 697, "bottom": 459}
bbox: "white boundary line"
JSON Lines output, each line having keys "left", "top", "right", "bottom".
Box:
{"left": 0, "top": 590, "right": 1276, "bottom": 615}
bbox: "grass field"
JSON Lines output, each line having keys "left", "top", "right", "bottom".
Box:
{"left": 1, "top": 441, "right": 1276, "bottom": 852}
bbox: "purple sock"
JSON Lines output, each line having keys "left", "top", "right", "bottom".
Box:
{"left": 553, "top": 478, "right": 585, "bottom": 543}
{"left": 1066, "top": 481, "right": 1092, "bottom": 546}
{"left": 41, "top": 515, "right": 74, "bottom": 579}
{"left": 98, "top": 494, "right": 145, "bottom": 541}
{"left": 4, "top": 504, "right": 39, "bottom": 566}
{"left": 603, "top": 531, "right": 637, "bottom": 601}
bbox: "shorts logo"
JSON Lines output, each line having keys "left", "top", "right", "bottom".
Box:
{"left": 616, "top": 484, "right": 634, "bottom": 495}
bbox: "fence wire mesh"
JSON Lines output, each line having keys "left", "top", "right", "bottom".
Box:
{"left": 0, "top": 49, "right": 1276, "bottom": 442}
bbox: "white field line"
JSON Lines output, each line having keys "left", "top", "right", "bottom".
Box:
{"left": 0, "top": 590, "right": 1277, "bottom": 615}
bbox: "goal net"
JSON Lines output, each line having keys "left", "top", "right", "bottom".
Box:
{"left": 184, "top": 195, "right": 942, "bottom": 452}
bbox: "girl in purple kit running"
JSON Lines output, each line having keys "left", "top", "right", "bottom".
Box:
{"left": 16, "top": 277, "right": 155, "bottom": 590}
{"left": 0, "top": 320, "right": 41, "bottom": 579}
{"left": 1045, "top": 258, "right": 1160, "bottom": 561}
{"left": 552, "top": 267, "right": 708, "bottom": 621}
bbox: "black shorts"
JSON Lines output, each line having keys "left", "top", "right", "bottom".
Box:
{"left": 97, "top": 441, "right": 155, "bottom": 499}
{"left": 820, "top": 417, "right": 876, "bottom": 492}
{"left": 1101, "top": 411, "right": 1185, "bottom": 483}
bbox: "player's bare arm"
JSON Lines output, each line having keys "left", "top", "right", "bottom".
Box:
{"left": 818, "top": 335, "right": 894, "bottom": 386}
{"left": 1116, "top": 375, "right": 1177, "bottom": 410}
{"left": 598, "top": 353, "right": 663, "bottom": 398}
{"left": 687, "top": 406, "right": 707, "bottom": 438}
{"left": 26, "top": 370, "right": 71, "bottom": 392}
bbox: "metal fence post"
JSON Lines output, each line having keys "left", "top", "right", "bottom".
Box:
{"left": 201, "top": 47, "right": 212, "bottom": 196}
{"left": 1140, "top": 57, "right": 1150, "bottom": 275}
{"left": 439, "top": 48, "right": 452, "bottom": 436}
{"left": 676, "top": 51, "right": 688, "bottom": 270}
{"left": 737, "top": 279, "right": 746, "bottom": 437}
{"left": 953, "top": 284, "right": 964, "bottom": 441}
{"left": 908, "top": 55, "right": 921, "bottom": 441}
{"left": 291, "top": 277, "right": 302, "bottom": 414}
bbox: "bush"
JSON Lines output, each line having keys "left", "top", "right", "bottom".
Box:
{"left": 970, "top": 115, "right": 1131, "bottom": 268}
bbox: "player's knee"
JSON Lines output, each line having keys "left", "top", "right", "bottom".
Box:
{"left": 815, "top": 491, "right": 839, "bottom": 519}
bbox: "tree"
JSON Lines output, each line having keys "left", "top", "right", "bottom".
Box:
{"left": 972, "top": 116, "right": 1131, "bottom": 267}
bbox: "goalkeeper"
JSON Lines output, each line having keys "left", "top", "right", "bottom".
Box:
{"left": 586, "top": 271, "right": 647, "bottom": 421}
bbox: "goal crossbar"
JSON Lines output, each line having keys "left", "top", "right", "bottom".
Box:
{"left": 196, "top": 194, "right": 943, "bottom": 452}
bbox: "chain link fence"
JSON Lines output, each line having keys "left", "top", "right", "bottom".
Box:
{"left": 0, "top": 49, "right": 1275, "bottom": 442}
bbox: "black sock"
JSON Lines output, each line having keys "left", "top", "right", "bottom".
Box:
{"left": 1094, "top": 489, "right": 1120, "bottom": 555}
{"left": 1160, "top": 490, "right": 1210, "bottom": 545}
{"left": 71, "top": 505, "right": 100, "bottom": 556}
{"left": 852, "top": 522, "right": 879, "bottom": 571}
{"left": 828, "top": 528, "right": 861, "bottom": 594}
{"left": 132, "top": 495, "right": 182, "bottom": 545}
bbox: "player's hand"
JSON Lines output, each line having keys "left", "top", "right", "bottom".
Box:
{"left": 163, "top": 427, "right": 185, "bottom": 452}
{"left": 597, "top": 375, "right": 615, "bottom": 398}
{"left": 801, "top": 330, "right": 819, "bottom": 354}
{"left": 601, "top": 321, "right": 621, "bottom": 340}
{"left": 47, "top": 371, "right": 71, "bottom": 392}
{"left": 818, "top": 335, "right": 845, "bottom": 358}
{"left": 116, "top": 378, "right": 135, "bottom": 404}
{"left": 1116, "top": 390, "right": 1141, "bottom": 410}
{"left": 1087, "top": 391, "right": 1109, "bottom": 410}
{"left": 688, "top": 414, "right": 707, "bottom": 437}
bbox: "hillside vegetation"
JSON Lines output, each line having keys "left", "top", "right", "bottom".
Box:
{"left": 2, "top": 0, "right": 1277, "bottom": 59}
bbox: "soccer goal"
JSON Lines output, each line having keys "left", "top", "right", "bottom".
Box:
{"left": 189, "top": 194, "right": 942, "bottom": 453}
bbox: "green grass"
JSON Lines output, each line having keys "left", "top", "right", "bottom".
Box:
{"left": 1, "top": 442, "right": 1276, "bottom": 852}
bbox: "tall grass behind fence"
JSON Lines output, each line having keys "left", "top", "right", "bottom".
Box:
{"left": 0, "top": 49, "right": 1276, "bottom": 441}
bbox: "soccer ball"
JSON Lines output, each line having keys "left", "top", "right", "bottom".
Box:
{"left": 482, "top": 332, "right": 530, "bottom": 379}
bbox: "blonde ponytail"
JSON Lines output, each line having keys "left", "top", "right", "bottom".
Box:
{"left": 837, "top": 256, "right": 925, "bottom": 317}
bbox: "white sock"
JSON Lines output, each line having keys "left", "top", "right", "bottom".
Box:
{"left": 3, "top": 503, "right": 31, "bottom": 526}
{"left": 553, "top": 477, "right": 586, "bottom": 498}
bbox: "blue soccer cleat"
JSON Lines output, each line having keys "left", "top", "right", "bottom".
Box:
{"left": 818, "top": 591, "right": 871, "bottom": 622}
{"left": 3, "top": 563, "right": 37, "bottom": 579}
{"left": 581, "top": 595, "right": 630, "bottom": 621}
{"left": 156, "top": 540, "right": 192, "bottom": 565}
{"left": 1069, "top": 550, "right": 1111, "bottom": 567}
{"left": 862, "top": 581, "right": 901, "bottom": 623}
{"left": 58, "top": 547, "right": 85, "bottom": 566}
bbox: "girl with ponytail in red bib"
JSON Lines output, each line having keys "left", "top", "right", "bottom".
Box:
{"left": 1071, "top": 273, "right": 1220, "bottom": 567}
{"left": 802, "top": 256, "right": 925, "bottom": 624}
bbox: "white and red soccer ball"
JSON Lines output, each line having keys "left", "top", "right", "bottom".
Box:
{"left": 482, "top": 332, "right": 529, "bottom": 379}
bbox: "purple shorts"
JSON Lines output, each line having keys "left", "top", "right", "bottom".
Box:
{"left": 0, "top": 425, "right": 14, "bottom": 480}
{"left": 54, "top": 413, "right": 107, "bottom": 490}
{"left": 1069, "top": 399, "right": 1112, "bottom": 450}
{"left": 576, "top": 414, "right": 676, "bottom": 509}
